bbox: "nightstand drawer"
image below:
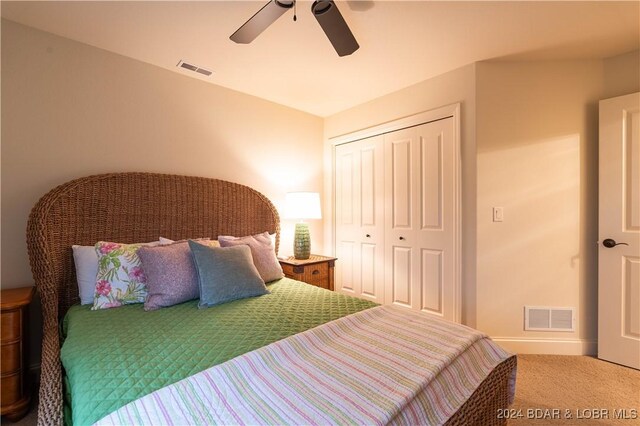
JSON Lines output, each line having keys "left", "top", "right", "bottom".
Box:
{"left": 281, "top": 262, "right": 328, "bottom": 281}
{"left": 0, "top": 373, "right": 21, "bottom": 406}
{"left": 304, "top": 262, "right": 328, "bottom": 280}
{"left": 0, "top": 311, "right": 21, "bottom": 343}
{"left": 1, "top": 342, "right": 20, "bottom": 374}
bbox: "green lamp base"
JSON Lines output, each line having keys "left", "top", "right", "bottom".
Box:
{"left": 293, "top": 223, "right": 311, "bottom": 260}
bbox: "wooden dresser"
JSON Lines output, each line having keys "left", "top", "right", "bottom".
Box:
{"left": 279, "top": 255, "right": 337, "bottom": 291}
{"left": 1, "top": 286, "right": 34, "bottom": 421}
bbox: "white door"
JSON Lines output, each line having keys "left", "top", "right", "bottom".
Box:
{"left": 334, "top": 135, "right": 385, "bottom": 303}
{"left": 598, "top": 92, "right": 640, "bottom": 369}
{"left": 384, "top": 117, "right": 457, "bottom": 321}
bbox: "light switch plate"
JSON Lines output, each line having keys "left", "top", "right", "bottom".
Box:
{"left": 493, "top": 207, "right": 504, "bottom": 222}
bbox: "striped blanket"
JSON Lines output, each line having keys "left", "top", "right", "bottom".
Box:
{"left": 96, "top": 306, "right": 514, "bottom": 426}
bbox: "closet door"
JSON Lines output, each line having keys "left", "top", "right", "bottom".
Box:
{"left": 335, "top": 136, "right": 385, "bottom": 303}
{"left": 384, "top": 118, "right": 456, "bottom": 320}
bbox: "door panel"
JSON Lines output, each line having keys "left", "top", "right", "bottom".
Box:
{"left": 360, "top": 243, "right": 377, "bottom": 298}
{"left": 624, "top": 256, "right": 640, "bottom": 339}
{"left": 391, "top": 246, "right": 412, "bottom": 307}
{"left": 420, "top": 131, "right": 443, "bottom": 230}
{"left": 384, "top": 128, "right": 416, "bottom": 308}
{"left": 624, "top": 108, "right": 639, "bottom": 231}
{"left": 384, "top": 119, "right": 455, "bottom": 319}
{"left": 335, "top": 144, "right": 358, "bottom": 296}
{"left": 421, "top": 249, "right": 443, "bottom": 314}
{"left": 391, "top": 139, "right": 413, "bottom": 229}
{"left": 360, "top": 147, "right": 376, "bottom": 227}
{"left": 415, "top": 120, "right": 455, "bottom": 319}
{"left": 599, "top": 92, "right": 640, "bottom": 369}
{"left": 339, "top": 151, "right": 355, "bottom": 226}
{"left": 338, "top": 241, "right": 355, "bottom": 294}
{"left": 335, "top": 136, "right": 384, "bottom": 303}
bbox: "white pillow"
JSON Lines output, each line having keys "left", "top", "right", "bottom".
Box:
{"left": 217, "top": 234, "right": 277, "bottom": 246}
{"left": 72, "top": 240, "right": 161, "bottom": 305}
{"left": 72, "top": 245, "right": 100, "bottom": 305}
{"left": 159, "top": 237, "right": 220, "bottom": 247}
{"left": 161, "top": 235, "right": 276, "bottom": 246}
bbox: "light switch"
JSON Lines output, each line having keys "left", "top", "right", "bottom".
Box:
{"left": 493, "top": 207, "right": 504, "bottom": 222}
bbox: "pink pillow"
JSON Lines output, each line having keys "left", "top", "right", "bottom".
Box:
{"left": 218, "top": 232, "right": 284, "bottom": 283}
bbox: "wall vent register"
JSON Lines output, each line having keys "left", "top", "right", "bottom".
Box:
{"left": 176, "top": 60, "right": 213, "bottom": 77}
{"left": 524, "top": 306, "right": 575, "bottom": 331}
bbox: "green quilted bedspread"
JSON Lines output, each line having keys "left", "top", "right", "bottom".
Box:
{"left": 60, "top": 278, "right": 376, "bottom": 425}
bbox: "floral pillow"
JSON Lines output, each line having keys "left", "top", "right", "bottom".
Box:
{"left": 92, "top": 241, "right": 148, "bottom": 310}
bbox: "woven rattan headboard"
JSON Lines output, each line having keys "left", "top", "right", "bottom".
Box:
{"left": 26, "top": 172, "right": 280, "bottom": 425}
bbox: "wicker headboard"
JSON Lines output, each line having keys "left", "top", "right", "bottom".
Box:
{"left": 26, "top": 172, "right": 280, "bottom": 425}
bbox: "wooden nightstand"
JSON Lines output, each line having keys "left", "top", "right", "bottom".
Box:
{"left": 1, "top": 286, "right": 34, "bottom": 422}
{"left": 279, "top": 255, "right": 337, "bottom": 291}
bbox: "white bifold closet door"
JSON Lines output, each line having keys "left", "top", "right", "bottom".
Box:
{"left": 335, "top": 135, "right": 385, "bottom": 303}
{"left": 335, "top": 116, "right": 456, "bottom": 320}
{"left": 384, "top": 118, "right": 455, "bottom": 318}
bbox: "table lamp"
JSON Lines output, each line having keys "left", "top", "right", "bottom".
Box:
{"left": 285, "top": 192, "right": 321, "bottom": 259}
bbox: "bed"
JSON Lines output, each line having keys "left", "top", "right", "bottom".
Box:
{"left": 27, "top": 172, "right": 516, "bottom": 426}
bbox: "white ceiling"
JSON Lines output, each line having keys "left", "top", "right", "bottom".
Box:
{"left": 2, "top": 1, "right": 638, "bottom": 117}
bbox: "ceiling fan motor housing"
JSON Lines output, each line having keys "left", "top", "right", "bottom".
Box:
{"left": 275, "top": 1, "right": 294, "bottom": 9}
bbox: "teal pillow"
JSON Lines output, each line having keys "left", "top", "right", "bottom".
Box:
{"left": 188, "top": 241, "right": 269, "bottom": 308}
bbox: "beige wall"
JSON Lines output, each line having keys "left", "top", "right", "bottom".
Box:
{"left": 603, "top": 49, "right": 640, "bottom": 100}
{"left": 476, "top": 60, "right": 604, "bottom": 354}
{"left": 1, "top": 20, "right": 324, "bottom": 365}
{"left": 324, "top": 64, "right": 478, "bottom": 327}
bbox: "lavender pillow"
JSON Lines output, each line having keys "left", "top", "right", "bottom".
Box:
{"left": 218, "top": 232, "right": 284, "bottom": 283}
{"left": 138, "top": 241, "right": 200, "bottom": 311}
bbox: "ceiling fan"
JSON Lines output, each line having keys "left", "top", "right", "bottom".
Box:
{"left": 230, "top": 0, "right": 359, "bottom": 57}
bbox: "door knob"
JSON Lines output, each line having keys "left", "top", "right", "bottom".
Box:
{"left": 365, "top": 234, "right": 371, "bottom": 238}
{"left": 399, "top": 236, "right": 405, "bottom": 241}
{"left": 603, "top": 238, "right": 628, "bottom": 248}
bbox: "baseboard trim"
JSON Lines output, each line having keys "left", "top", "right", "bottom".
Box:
{"left": 491, "top": 337, "right": 597, "bottom": 355}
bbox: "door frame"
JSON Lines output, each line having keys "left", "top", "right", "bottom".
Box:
{"left": 330, "top": 103, "right": 462, "bottom": 322}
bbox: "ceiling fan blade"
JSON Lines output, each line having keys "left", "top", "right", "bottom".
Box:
{"left": 311, "top": 0, "right": 359, "bottom": 57}
{"left": 230, "top": 0, "right": 293, "bottom": 44}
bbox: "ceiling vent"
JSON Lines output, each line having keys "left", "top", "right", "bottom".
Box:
{"left": 524, "top": 306, "right": 575, "bottom": 331}
{"left": 176, "top": 60, "right": 213, "bottom": 77}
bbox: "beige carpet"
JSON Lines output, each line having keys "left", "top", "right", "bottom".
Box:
{"left": 2, "top": 355, "right": 638, "bottom": 425}
{"left": 509, "top": 355, "right": 640, "bottom": 425}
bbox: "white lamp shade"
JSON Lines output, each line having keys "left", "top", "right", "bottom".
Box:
{"left": 285, "top": 192, "right": 322, "bottom": 219}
